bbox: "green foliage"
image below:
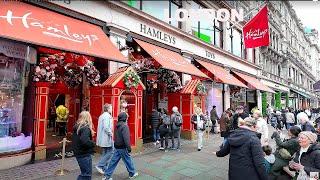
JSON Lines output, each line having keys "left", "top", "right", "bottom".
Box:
{"left": 124, "top": 70, "right": 140, "bottom": 89}
{"left": 275, "top": 92, "right": 281, "bottom": 110}
{"left": 196, "top": 82, "right": 206, "bottom": 95}
{"left": 262, "top": 92, "right": 267, "bottom": 116}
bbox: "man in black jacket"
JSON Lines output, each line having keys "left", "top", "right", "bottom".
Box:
{"left": 103, "top": 112, "right": 138, "bottom": 179}
{"left": 150, "top": 109, "right": 160, "bottom": 145}
{"left": 231, "top": 105, "right": 249, "bottom": 130}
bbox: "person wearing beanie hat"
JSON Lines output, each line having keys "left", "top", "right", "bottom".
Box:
{"left": 103, "top": 112, "right": 139, "bottom": 179}
{"left": 214, "top": 117, "right": 268, "bottom": 180}
{"left": 289, "top": 131, "right": 320, "bottom": 177}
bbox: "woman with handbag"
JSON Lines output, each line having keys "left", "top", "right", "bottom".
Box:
{"left": 289, "top": 131, "right": 320, "bottom": 180}
{"left": 269, "top": 126, "right": 301, "bottom": 179}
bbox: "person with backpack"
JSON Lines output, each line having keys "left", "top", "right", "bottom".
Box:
{"left": 170, "top": 106, "right": 183, "bottom": 150}
{"left": 191, "top": 107, "right": 207, "bottom": 151}
{"left": 159, "top": 109, "right": 170, "bottom": 151}
{"left": 150, "top": 108, "right": 160, "bottom": 146}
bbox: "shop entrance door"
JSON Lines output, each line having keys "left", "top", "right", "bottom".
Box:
{"left": 45, "top": 82, "right": 81, "bottom": 160}
{"left": 120, "top": 91, "right": 136, "bottom": 146}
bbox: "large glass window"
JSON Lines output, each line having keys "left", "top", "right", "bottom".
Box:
{"left": 0, "top": 53, "right": 30, "bottom": 154}
{"left": 233, "top": 29, "right": 242, "bottom": 57}
{"left": 123, "top": 0, "right": 181, "bottom": 28}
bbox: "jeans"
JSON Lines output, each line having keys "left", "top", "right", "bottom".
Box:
{"left": 104, "top": 148, "right": 136, "bottom": 178}
{"left": 97, "top": 147, "right": 114, "bottom": 171}
{"left": 76, "top": 155, "right": 92, "bottom": 180}
{"left": 197, "top": 130, "right": 204, "bottom": 149}
{"left": 171, "top": 128, "right": 181, "bottom": 149}
{"left": 152, "top": 128, "right": 160, "bottom": 142}
{"left": 160, "top": 132, "right": 169, "bottom": 148}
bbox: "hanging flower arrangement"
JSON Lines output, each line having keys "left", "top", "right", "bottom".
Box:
{"left": 129, "top": 53, "right": 157, "bottom": 73}
{"left": 32, "top": 50, "right": 100, "bottom": 87}
{"left": 196, "top": 82, "right": 207, "bottom": 95}
{"left": 124, "top": 70, "right": 140, "bottom": 89}
{"left": 157, "top": 69, "right": 182, "bottom": 92}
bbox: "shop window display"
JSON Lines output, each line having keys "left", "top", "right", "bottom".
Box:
{"left": 0, "top": 54, "right": 31, "bottom": 154}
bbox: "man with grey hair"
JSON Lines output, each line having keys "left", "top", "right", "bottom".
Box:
{"left": 96, "top": 104, "right": 114, "bottom": 174}
{"left": 170, "top": 106, "right": 183, "bottom": 150}
{"left": 297, "top": 112, "right": 316, "bottom": 133}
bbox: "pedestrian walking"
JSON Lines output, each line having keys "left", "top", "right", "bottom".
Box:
{"left": 297, "top": 112, "right": 316, "bottom": 133}
{"left": 150, "top": 108, "right": 160, "bottom": 146}
{"left": 191, "top": 107, "right": 206, "bottom": 151}
{"left": 103, "top": 112, "right": 138, "bottom": 180}
{"left": 231, "top": 105, "right": 249, "bottom": 130}
{"left": 96, "top": 104, "right": 114, "bottom": 175}
{"left": 214, "top": 117, "right": 268, "bottom": 180}
{"left": 218, "top": 109, "right": 232, "bottom": 148}
{"left": 285, "top": 108, "right": 295, "bottom": 130}
{"left": 252, "top": 109, "right": 269, "bottom": 146}
{"left": 72, "top": 111, "right": 95, "bottom": 180}
{"left": 159, "top": 109, "right": 170, "bottom": 151}
{"left": 210, "top": 105, "right": 219, "bottom": 133}
{"left": 170, "top": 106, "right": 183, "bottom": 150}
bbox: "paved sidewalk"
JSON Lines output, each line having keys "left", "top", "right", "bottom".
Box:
{"left": 0, "top": 125, "right": 279, "bottom": 180}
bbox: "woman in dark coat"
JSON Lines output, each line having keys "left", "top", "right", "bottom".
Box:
{"left": 289, "top": 131, "right": 320, "bottom": 177}
{"left": 269, "top": 126, "right": 301, "bottom": 179}
{"left": 214, "top": 117, "right": 268, "bottom": 180}
{"left": 72, "top": 111, "right": 95, "bottom": 180}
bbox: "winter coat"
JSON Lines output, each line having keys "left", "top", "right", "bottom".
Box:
{"left": 272, "top": 132, "right": 300, "bottom": 157}
{"left": 56, "top": 105, "right": 69, "bottom": 123}
{"left": 72, "top": 124, "right": 95, "bottom": 157}
{"left": 96, "top": 112, "right": 113, "bottom": 148}
{"left": 301, "top": 121, "right": 316, "bottom": 133}
{"left": 232, "top": 112, "right": 249, "bottom": 130}
{"left": 216, "top": 127, "right": 268, "bottom": 180}
{"left": 292, "top": 143, "right": 320, "bottom": 175}
{"left": 219, "top": 112, "right": 231, "bottom": 137}
{"left": 150, "top": 110, "right": 160, "bottom": 129}
{"left": 114, "top": 121, "right": 131, "bottom": 152}
{"left": 191, "top": 114, "right": 206, "bottom": 131}
{"left": 256, "top": 118, "right": 269, "bottom": 145}
{"left": 210, "top": 108, "right": 219, "bottom": 123}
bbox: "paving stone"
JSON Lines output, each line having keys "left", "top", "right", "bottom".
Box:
{"left": 177, "top": 168, "right": 203, "bottom": 177}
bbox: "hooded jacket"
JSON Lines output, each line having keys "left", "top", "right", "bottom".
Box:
{"left": 216, "top": 127, "right": 268, "bottom": 180}
{"left": 114, "top": 112, "right": 131, "bottom": 152}
{"left": 292, "top": 143, "right": 320, "bottom": 175}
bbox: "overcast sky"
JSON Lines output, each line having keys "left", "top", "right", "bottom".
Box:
{"left": 291, "top": 1, "right": 320, "bottom": 44}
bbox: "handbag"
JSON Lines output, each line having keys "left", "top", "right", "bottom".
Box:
{"left": 297, "top": 169, "right": 309, "bottom": 180}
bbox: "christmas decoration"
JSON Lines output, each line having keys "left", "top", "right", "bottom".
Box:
{"left": 129, "top": 53, "right": 157, "bottom": 73}
{"left": 33, "top": 50, "right": 100, "bottom": 88}
{"left": 124, "top": 70, "right": 141, "bottom": 89}
{"left": 157, "top": 69, "right": 182, "bottom": 92}
{"left": 196, "top": 82, "right": 206, "bottom": 95}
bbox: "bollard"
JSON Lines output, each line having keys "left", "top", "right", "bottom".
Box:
{"left": 55, "top": 137, "right": 71, "bottom": 176}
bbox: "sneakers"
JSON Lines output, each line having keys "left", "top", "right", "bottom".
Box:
{"left": 198, "top": 148, "right": 201, "bottom": 151}
{"left": 159, "top": 147, "right": 165, "bottom": 150}
{"left": 96, "top": 166, "right": 104, "bottom": 175}
{"left": 129, "top": 172, "right": 139, "bottom": 179}
{"left": 156, "top": 140, "right": 160, "bottom": 144}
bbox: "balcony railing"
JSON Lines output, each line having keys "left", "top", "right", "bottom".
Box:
{"left": 261, "top": 70, "right": 289, "bottom": 86}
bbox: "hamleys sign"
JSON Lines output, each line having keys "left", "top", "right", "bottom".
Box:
{"left": 0, "top": 2, "right": 128, "bottom": 63}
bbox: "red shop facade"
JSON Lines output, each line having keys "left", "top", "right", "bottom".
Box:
{"left": 0, "top": 1, "right": 129, "bottom": 169}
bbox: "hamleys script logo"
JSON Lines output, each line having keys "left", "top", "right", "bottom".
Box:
{"left": 245, "top": 28, "right": 268, "bottom": 40}
{"left": 0, "top": 10, "right": 99, "bottom": 46}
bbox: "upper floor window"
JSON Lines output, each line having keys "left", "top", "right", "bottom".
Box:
{"left": 226, "top": 23, "right": 244, "bottom": 58}
{"left": 123, "top": 0, "right": 182, "bottom": 28}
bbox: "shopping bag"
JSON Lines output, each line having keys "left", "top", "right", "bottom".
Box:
{"left": 297, "top": 169, "right": 309, "bottom": 180}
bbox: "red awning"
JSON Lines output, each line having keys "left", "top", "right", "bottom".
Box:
{"left": 232, "top": 71, "right": 275, "bottom": 93}
{"left": 134, "top": 39, "right": 208, "bottom": 79}
{"left": 196, "top": 60, "right": 247, "bottom": 88}
{"left": 0, "top": 2, "right": 128, "bottom": 63}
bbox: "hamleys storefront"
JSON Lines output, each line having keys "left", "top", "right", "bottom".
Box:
{"left": 0, "top": 1, "right": 133, "bottom": 169}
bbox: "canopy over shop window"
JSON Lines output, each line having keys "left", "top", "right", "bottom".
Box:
{"left": 232, "top": 71, "right": 275, "bottom": 93}
{"left": 134, "top": 39, "right": 209, "bottom": 79}
{"left": 0, "top": 2, "right": 128, "bottom": 63}
{"left": 195, "top": 59, "right": 247, "bottom": 88}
